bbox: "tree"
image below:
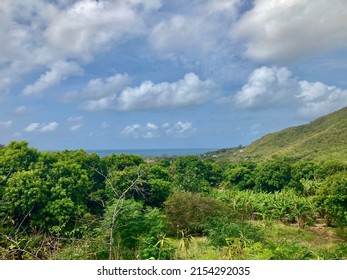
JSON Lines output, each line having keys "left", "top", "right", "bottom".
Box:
{"left": 171, "top": 156, "right": 211, "bottom": 192}
{"left": 0, "top": 141, "right": 39, "bottom": 183}
{"left": 41, "top": 160, "right": 92, "bottom": 232}
{"left": 3, "top": 170, "right": 47, "bottom": 228}
{"left": 224, "top": 164, "right": 255, "bottom": 190}
{"left": 102, "top": 153, "right": 144, "bottom": 172}
{"left": 315, "top": 171, "right": 347, "bottom": 227}
{"left": 314, "top": 160, "right": 347, "bottom": 179}
{"left": 255, "top": 160, "right": 292, "bottom": 192}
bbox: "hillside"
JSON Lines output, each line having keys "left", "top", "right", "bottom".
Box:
{"left": 209, "top": 106, "right": 347, "bottom": 162}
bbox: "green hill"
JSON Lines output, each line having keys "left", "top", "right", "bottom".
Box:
{"left": 210, "top": 106, "right": 347, "bottom": 162}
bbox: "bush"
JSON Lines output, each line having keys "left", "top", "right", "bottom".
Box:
{"left": 164, "top": 192, "right": 223, "bottom": 235}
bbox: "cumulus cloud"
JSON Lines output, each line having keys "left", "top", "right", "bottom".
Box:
{"left": 44, "top": 0, "right": 148, "bottom": 60}
{"left": 117, "top": 73, "right": 215, "bottom": 111}
{"left": 121, "top": 121, "right": 196, "bottom": 138}
{"left": 65, "top": 73, "right": 130, "bottom": 101}
{"left": 83, "top": 72, "right": 216, "bottom": 111}
{"left": 297, "top": 81, "right": 347, "bottom": 119}
{"left": 0, "top": 0, "right": 161, "bottom": 95}
{"left": 165, "top": 121, "right": 197, "bottom": 138}
{"left": 147, "top": 0, "right": 253, "bottom": 83}
{"left": 234, "top": 66, "right": 298, "bottom": 108}
{"left": 234, "top": 66, "right": 347, "bottom": 119}
{"left": 23, "top": 61, "right": 83, "bottom": 95}
{"left": 121, "top": 122, "right": 160, "bottom": 139}
{"left": 233, "top": 0, "right": 347, "bottom": 62}
{"left": 24, "top": 122, "right": 58, "bottom": 132}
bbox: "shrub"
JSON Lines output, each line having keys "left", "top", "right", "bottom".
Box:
{"left": 164, "top": 192, "right": 223, "bottom": 235}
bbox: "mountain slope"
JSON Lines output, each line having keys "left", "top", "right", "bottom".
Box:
{"left": 211, "top": 106, "right": 347, "bottom": 162}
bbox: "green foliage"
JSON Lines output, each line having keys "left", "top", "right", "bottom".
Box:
{"left": 317, "top": 244, "right": 347, "bottom": 260}
{"left": 145, "top": 178, "right": 172, "bottom": 207}
{"left": 314, "top": 160, "right": 347, "bottom": 179}
{"left": 164, "top": 192, "right": 223, "bottom": 234}
{"left": 266, "top": 241, "right": 315, "bottom": 260}
{"left": 209, "top": 106, "right": 347, "bottom": 162}
{"left": 1, "top": 141, "right": 346, "bottom": 260}
{"left": 171, "top": 156, "right": 218, "bottom": 192}
{"left": 103, "top": 199, "right": 172, "bottom": 259}
{"left": 137, "top": 208, "right": 175, "bottom": 260}
{"left": 315, "top": 171, "right": 347, "bottom": 227}
{"left": 255, "top": 159, "right": 292, "bottom": 192}
{"left": 4, "top": 170, "right": 47, "bottom": 227}
{"left": 102, "top": 153, "right": 144, "bottom": 171}
{"left": 0, "top": 141, "right": 39, "bottom": 187}
{"left": 289, "top": 161, "right": 318, "bottom": 192}
{"left": 223, "top": 164, "right": 256, "bottom": 190}
{"left": 213, "top": 189, "right": 315, "bottom": 227}
{"left": 105, "top": 163, "right": 172, "bottom": 208}
{"left": 205, "top": 216, "right": 264, "bottom": 247}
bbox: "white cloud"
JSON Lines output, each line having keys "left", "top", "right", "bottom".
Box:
{"left": 0, "top": 61, "right": 30, "bottom": 94}
{"left": 161, "top": 122, "right": 170, "bottom": 129}
{"left": 67, "top": 116, "right": 83, "bottom": 123}
{"left": 234, "top": 66, "right": 347, "bottom": 119}
{"left": 0, "top": 0, "right": 161, "bottom": 95}
{"left": 146, "top": 122, "right": 158, "bottom": 130}
{"left": 14, "top": 105, "right": 29, "bottom": 115}
{"left": 24, "top": 123, "right": 40, "bottom": 132}
{"left": 165, "top": 121, "right": 196, "bottom": 138}
{"left": 24, "top": 122, "right": 58, "bottom": 132}
{"left": 234, "top": 66, "right": 298, "bottom": 108}
{"left": 147, "top": 0, "right": 252, "bottom": 83}
{"left": 150, "top": 15, "right": 215, "bottom": 56}
{"left": 83, "top": 73, "right": 216, "bottom": 111}
{"left": 0, "top": 120, "right": 12, "bottom": 130}
{"left": 122, "top": 123, "right": 160, "bottom": 139}
{"left": 69, "top": 124, "right": 83, "bottom": 132}
{"left": 121, "top": 121, "right": 196, "bottom": 139}
{"left": 23, "top": 60, "right": 83, "bottom": 95}
{"left": 122, "top": 124, "right": 141, "bottom": 138}
{"left": 297, "top": 81, "right": 347, "bottom": 119}
{"left": 149, "top": 0, "right": 240, "bottom": 57}
{"left": 233, "top": 0, "right": 347, "bottom": 62}
{"left": 44, "top": 0, "right": 147, "bottom": 61}
{"left": 41, "top": 122, "right": 59, "bottom": 132}
{"left": 65, "top": 73, "right": 130, "bottom": 101}
{"left": 121, "top": 122, "right": 160, "bottom": 139}
{"left": 118, "top": 73, "right": 215, "bottom": 110}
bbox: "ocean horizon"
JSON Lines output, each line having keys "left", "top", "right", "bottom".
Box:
{"left": 86, "top": 148, "right": 217, "bottom": 157}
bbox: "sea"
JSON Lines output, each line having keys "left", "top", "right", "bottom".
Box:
{"left": 86, "top": 148, "right": 216, "bottom": 157}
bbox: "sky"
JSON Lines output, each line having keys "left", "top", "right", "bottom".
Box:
{"left": 0, "top": 0, "right": 347, "bottom": 150}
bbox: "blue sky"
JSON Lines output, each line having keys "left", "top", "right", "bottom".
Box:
{"left": 1, "top": 0, "right": 347, "bottom": 150}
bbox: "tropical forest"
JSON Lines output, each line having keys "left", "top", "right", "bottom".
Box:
{"left": 0, "top": 107, "right": 346, "bottom": 260}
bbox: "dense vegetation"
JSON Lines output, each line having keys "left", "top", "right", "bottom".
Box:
{"left": 208, "top": 106, "right": 347, "bottom": 162}
{"left": 0, "top": 141, "right": 346, "bottom": 260}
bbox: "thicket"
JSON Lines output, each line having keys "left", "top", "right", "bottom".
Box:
{"left": 0, "top": 142, "right": 346, "bottom": 260}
